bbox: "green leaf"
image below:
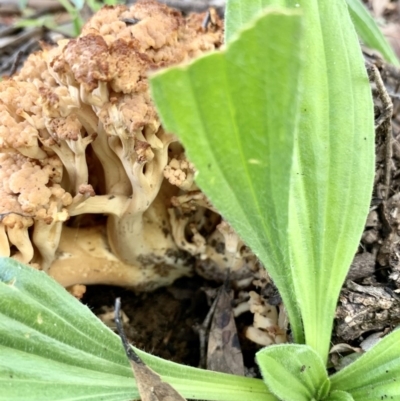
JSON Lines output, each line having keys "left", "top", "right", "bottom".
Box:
{"left": 57, "top": 0, "right": 78, "bottom": 14}
{"left": 57, "top": 0, "right": 83, "bottom": 36}
{"left": 226, "top": 0, "right": 400, "bottom": 66}
{"left": 151, "top": 7, "right": 305, "bottom": 343}
{"left": 152, "top": 0, "right": 375, "bottom": 363}
{"left": 261, "top": 0, "right": 375, "bottom": 361}
{"left": 137, "top": 350, "right": 276, "bottom": 401}
{"left": 0, "top": 258, "right": 138, "bottom": 401}
{"left": 0, "top": 258, "right": 274, "bottom": 401}
{"left": 325, "top": 390, "right": 354, "bottom": 401}
{"left": 225, "top": 0, "right": 287, "bottom": 43}
{"left": 346, "top": 0, "right": 399, "bottom": 66}
{"left": 330, "top": 329, "right": 400, "bottom": 400}
{"left": 14, "top": 16, "right": 57, "bottom": 30}
{"left": 256, "top": 344, "right": 329, "bottom": 401}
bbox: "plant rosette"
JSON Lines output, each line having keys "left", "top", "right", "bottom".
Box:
{"left": 1, "top": 0, "right": 400, "bottom": 400}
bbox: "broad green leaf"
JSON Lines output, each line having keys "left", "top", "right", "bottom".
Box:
{"left": 0, "top": 258, "right": 138, "bottom": 401}
{"left": 152, "top": 0, "right": 375, "bottom": 363}
{"left": 326, "top": 390, "right": 354, "bottom": 401}
{"left": 349, "top": 381, "right": 400, "bottom": 401}
{"left": 346, "top": 0, "right": 399, "bottom": 66}
{"left": 256, "top": 344, "right": 329, "bottom": 401}
{"left": 330, "top": 329, "right": 400, "bottom": 400}
{"left": 224, "top": 0, "right": 286, "bottom": 43}
{"left": 0, "top": 258, "right": 274, "bottom": 401}
{"left": 151, "top": 8, "right": 305, "bottom": 343}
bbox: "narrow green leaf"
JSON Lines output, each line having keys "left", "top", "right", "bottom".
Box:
{"left": 57, "top": 0, "right": 83, "bottom": 36}
{"left": 70, "top": 0, "right": 85, "bottom": 10}
{"left": 151, "top": 8, "right": 304, "bottom": 342}
{"left": 14, "top": 16, "right": 57, "bottom": 30}
{"left": 256, "top": 344, "right": 329, "bottom": 401}
{"left": 346, "top": 0, "right": 399, "bottom": 66}
{"left": 0, "top": 258, "right": 274, "bottom": 401}
{"left": 57, "top": 0, "right": 79, "bottom": 14}
{"left": 226, "top": 0, "right": 399, "bottom": 66}
{"left": 256, "top": 0, "right": 375, "bottom": 361}
{"left": 330, "top": 329, "right": 400, "bottom": 400}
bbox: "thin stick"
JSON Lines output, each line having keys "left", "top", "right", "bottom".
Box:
{"left": 366, "top": 62, "right": 393, "bottom": 199}
{"left": 114, "top": 297, "right": 143, "bottom": 365}
{"left": 9, "top": 51, "right": 23, "bottom": 77}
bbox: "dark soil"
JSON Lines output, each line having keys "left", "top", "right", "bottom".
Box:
{"left": 81, "top": 275, "right": 262, "bottom": 369}
{"left": 82, "top": 277, "right": 210, "bottom": 365}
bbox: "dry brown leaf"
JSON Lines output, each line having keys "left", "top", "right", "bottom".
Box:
{"left": 206, "top": 283, "right": 245, "bottom": 376}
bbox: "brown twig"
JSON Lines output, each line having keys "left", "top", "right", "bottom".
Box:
{"left": 367, "top": 62, "right": 393, "bottom": 199}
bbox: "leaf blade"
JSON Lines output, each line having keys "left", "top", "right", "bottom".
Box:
{"left": 286, "top": 0, "right": 374, "bottom": 362}
{"left": 346, "top": 0, "right": 399, "bottom": 66}
{"left": 248, "top": 0, "right": 375, "bottom": 360}
{"left": 152, "top": 0, "right": 375, "bottom": 364}
{"left": 151, "top": 7, "right": 305, "bottom": 343}
{"left": 224, "top": 0, "right": 286, "bottom": 43}
{"left": 256, "top": 344, "right": 329, "bottom": 401}
{"left": 330, "top": 329, "right": 400, "bottom": 400}
{"left": 0, "top": 257, "right": 274, "bottom": 401}
{"left": 326, "top": 390, "right": 354, "bottom": 401}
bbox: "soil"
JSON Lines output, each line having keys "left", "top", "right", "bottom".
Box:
{"left": 81, "top": 276, "right": 261, "bottom": 370}
{"left": 2, "top": 0, "right": 400, "bottom": 378}
{"left": 82, "top": 278, "right": 210, "bottom": 366}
